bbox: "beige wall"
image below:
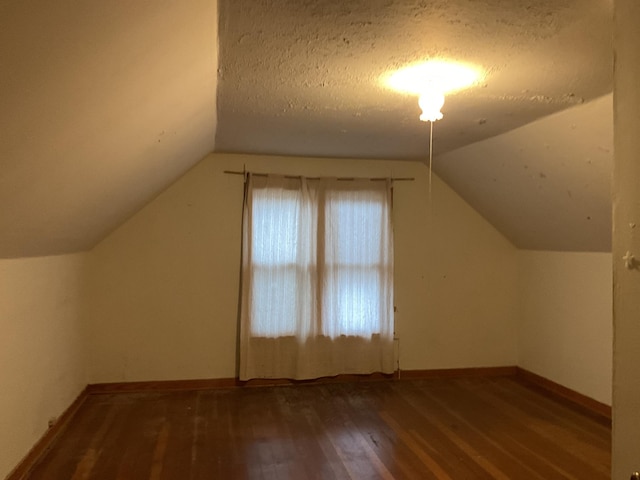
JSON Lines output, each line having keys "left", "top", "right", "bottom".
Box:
{"left": 518, "top": 251, "right": 612, "bottom": 405}
{"left": 86, "top": 153, "right": 519, "bottom": 383}
{"left": 0, "top": 253, "right": 87, "bottom": 480}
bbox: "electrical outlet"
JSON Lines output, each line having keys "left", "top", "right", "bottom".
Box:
{"left": 48, "top": 417, "right": 57, "bottom": 429}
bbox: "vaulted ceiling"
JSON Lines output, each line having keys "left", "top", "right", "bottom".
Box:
{"left": 0, "top": 0, "right": 612, "bottom": 258}
{"left": 0, "top": 0, "right": 218, "bottom": 258}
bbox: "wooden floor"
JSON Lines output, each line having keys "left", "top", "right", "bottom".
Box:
{"left": 25, "top": 377, "right": 611, "bottom": 479}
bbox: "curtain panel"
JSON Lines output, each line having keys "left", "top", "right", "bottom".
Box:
{"left": 239, "top": 174, "right": 395, "bottom": 380}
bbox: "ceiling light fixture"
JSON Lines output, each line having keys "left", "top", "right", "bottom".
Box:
{"left": 383, "top": 60, "right": 483, "bottom": 194}
{"left": 385, "top": 60, "right": 482, "bottom": 121}
{"left": 418, "top": 89, "right": 445, "bottom": 123}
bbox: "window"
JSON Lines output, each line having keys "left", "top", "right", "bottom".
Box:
{"left": 250, "top": 188, "right": 305, "bottom": 337}
{"left": 321, "top": 189, "right": 389, "bottom": 338}
{"left": 239, "top": 174, "right": 394, "bottom": 380}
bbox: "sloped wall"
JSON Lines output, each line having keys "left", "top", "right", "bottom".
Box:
{"left": 86, "top": 153, "right": 519, "bottom": 383}
{"left": 0, "top": 253, "right": 87, "bottom": 480}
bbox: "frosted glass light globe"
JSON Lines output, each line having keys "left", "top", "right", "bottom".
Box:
{"left": 418, "top": 90, "right": 445, "bottom": 122}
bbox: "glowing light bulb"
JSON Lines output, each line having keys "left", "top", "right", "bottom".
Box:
{"left": 382, "top": 60, "right": 484, "bottom": 122}
{"left": 418, "top": 90, "right": 445, "bottom": 122}
{"left": 384, "top": 60, "right": 482, "bottom": 96}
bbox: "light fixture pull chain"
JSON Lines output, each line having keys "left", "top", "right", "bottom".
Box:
{"left": 428, "top": 120, "right": 433, "bottom": 200}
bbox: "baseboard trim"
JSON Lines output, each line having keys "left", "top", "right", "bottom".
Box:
{"left": 6, "top": 386, "right": 89, "bottom": 480}
{"left": 86, "top": 377, "right": 239, "bottom": 394}
{"left": 86, "top": 369, "right": 517, "bottom": 392}
{"left": 398, "top": 366, "right": 518, "bottom": 379}
{"left": 87, "top": 372, "right": 399, "bottom": 392}
{"left": 515, "top": 367, "right": 611, "bottom": 422}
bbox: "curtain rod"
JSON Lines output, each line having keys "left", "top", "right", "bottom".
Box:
{"left": 223, "top": 170, "right": 414, "bottom": 182}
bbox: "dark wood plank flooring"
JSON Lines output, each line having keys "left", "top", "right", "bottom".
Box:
{"left": 25, "top": 377, "right": 611, "bottom": 479}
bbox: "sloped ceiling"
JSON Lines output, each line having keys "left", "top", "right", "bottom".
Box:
{"left": 437, "top": 95, "right": 612, "bottom": 252}
{"left": 217, "top": 0, "right": 613, "bottom": 251}
{"left": 1, "top": 0, "right": 613, "bottom": 258}
{"left": 0, "top": 0, "right": 218, "bottom": 258}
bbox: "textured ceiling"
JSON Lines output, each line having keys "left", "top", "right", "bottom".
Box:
{"left": 217, "top": 0, "right": 612, "bottom": 159}
{"left": 217, "top": 0, "right": 613, "bottom": 251}
{"left": 0, "top": 0, "right": 218, "bottom": 258}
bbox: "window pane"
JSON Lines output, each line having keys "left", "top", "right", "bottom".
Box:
{"left": 326, "top": 190, "right": 384, "bottom": 266}
{"left": 251, "top": 266, "right": 298, "bottom": 336}
{"left": 252, "top": 189, "right": 299, "bottom": 265}
{"left": 323, "top": 267, "right": 382, "bottom": 337}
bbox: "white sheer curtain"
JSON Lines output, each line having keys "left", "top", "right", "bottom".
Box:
{"left": 239, "top": 174, "right": 394, "bottom": 380}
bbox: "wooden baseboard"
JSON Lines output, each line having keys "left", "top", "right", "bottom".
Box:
{"left": 398, "top": 366, "right": 518, "bottom": 379}
{"left": 515, "top": 367, "right": 611, "bottom": 422}
{"left": 86, "top": 377, "right": 238, "bottom": 394}
{"left": 6, "top": 386, "right": 88, "bottom": 480}
{"left": 87, "top": 372, "right": 398, "bottom": 392}
{"left": 86, "top": 369, "right": 513, "bottom": 391}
